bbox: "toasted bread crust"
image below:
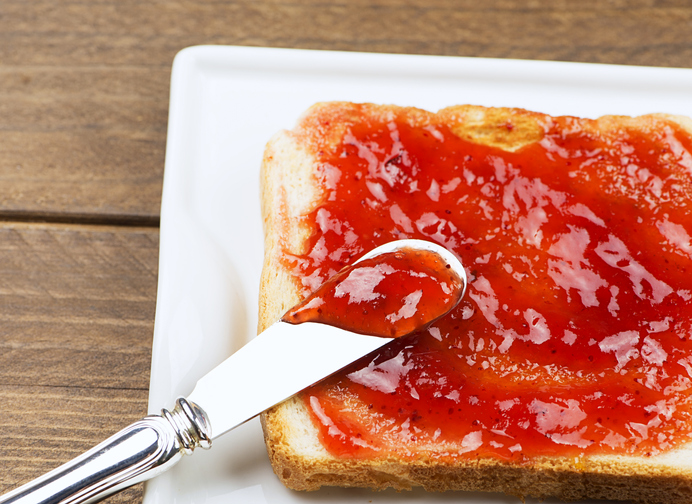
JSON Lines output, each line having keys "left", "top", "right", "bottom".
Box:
{"left": 258, "top": 102, "right": 692, "bottom": 503}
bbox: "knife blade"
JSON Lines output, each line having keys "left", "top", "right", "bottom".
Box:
{"left": 0, "top": 238, "right": 466, "bottom": 504}
{"left": 187, "top": 320, "right": 394, "bottom": 439}
{"left": 189, "top": 237, "right": 467, "bottom": 439}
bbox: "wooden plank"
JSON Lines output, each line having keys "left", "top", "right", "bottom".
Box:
{"left": 0, "top": 129, "right": 164, "bottom": 223}
{"left": 0, "top": 222, "right": 157, "bottom": 500}
{"left": 0, "top": 1, "right": 691, "bottom": 68}
{"left": 1, "top": 1, "right": 692, "bottom": 220}
{"left": 0, "top": 385, "right": 147, "bottom": 503}
{"left": 0, "top": 65, "right": 168, "bottom": 221}
{"left": 0, "top": 222, "right": 158, "bottom": 390}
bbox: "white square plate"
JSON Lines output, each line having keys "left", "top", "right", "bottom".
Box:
{"left": 144, "top": 45, "right": 692, "bottom": 504}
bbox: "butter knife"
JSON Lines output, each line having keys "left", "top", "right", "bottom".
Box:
{"left": 0, "top": 239, "right": 466, "bottom": 504}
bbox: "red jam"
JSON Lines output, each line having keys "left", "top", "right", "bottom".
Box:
{"left": 282, "top": 247, "right": 465, "bottom": 338}
{"left": 286, "top": 105, "right": 692, "bottom": 461}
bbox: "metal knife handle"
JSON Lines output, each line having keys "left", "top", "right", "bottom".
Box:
{"left": 0, "top": 398, "right": 211, "bottom": 504}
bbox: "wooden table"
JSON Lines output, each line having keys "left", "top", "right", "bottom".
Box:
{"left": 1, "top": 1, "right": 691, "bottom": 502}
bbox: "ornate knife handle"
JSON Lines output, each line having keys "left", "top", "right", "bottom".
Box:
{"left": 0, "top": 398, "right": 211, "bottom": 504}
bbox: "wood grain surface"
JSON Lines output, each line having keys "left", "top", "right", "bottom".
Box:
{"left": 1, "top": 1, "right": 691, "bottom": 502}
{"left": 0, "top": 223, "right": 157, "bottom": 502}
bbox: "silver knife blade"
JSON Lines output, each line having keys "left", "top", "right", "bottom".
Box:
{"left": 187, "top": 320, "right": 393, "bottom": 439}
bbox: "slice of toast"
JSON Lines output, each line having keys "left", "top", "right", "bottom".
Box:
{"left": 258, "top": 102, "right": 692, "bottom": 503}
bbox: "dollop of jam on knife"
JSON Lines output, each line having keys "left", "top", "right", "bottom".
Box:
{"left": 282, "top": 247, "right": 465, "bottom": 338}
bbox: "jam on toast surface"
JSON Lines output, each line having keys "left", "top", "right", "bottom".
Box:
{"left": 281, "top": 105, "right": 692, "bottom": 462}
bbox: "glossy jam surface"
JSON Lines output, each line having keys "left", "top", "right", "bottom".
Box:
{"left": 282, "top": 248, "right": 465, "bottom": 338}
{"left": 286, "top": 106, "right": 692, "bottom": 461}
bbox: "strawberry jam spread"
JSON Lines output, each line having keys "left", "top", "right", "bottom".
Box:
{"left": 285, "top": 105, "right": 692, "bottom": 461}
{"left": 282, "top": 247, "right": 465, "bottom": 338}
